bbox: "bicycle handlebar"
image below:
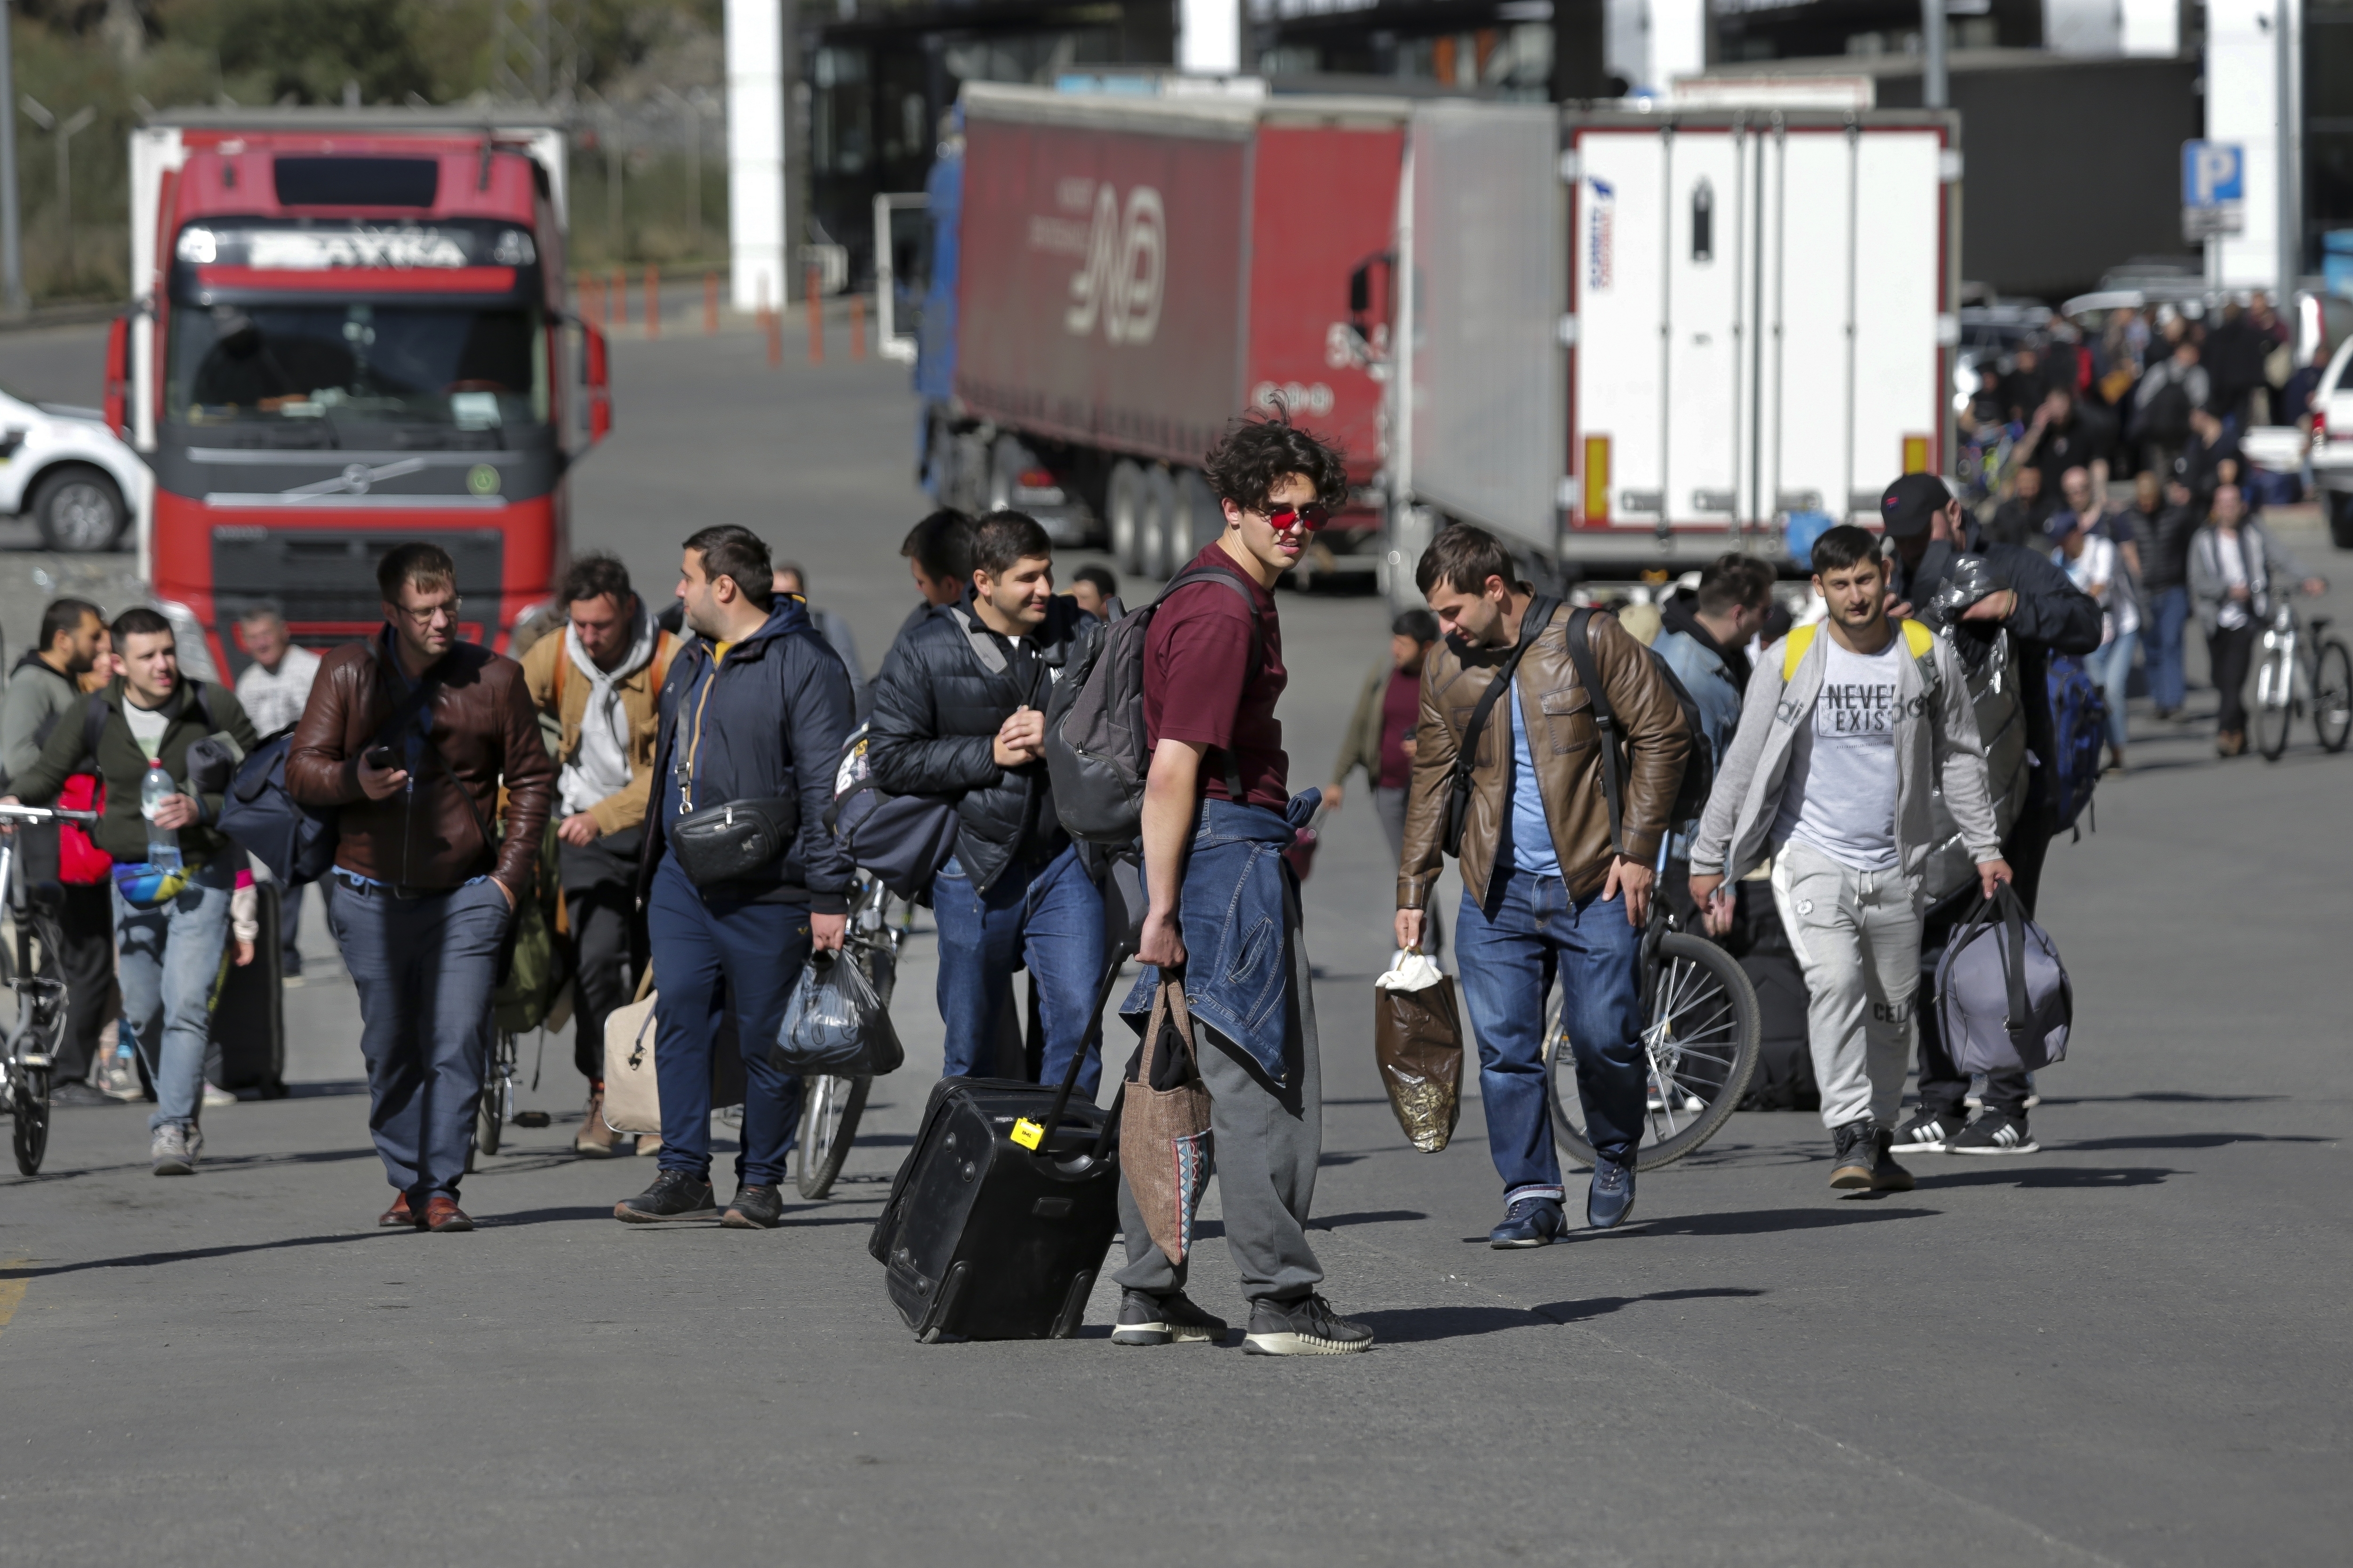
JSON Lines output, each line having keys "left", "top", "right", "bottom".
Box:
{"left": 0, "top": 803, "right": 100, "bottom": 824}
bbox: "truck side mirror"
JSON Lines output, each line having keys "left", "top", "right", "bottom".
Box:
{"left": 104, "top": 315, "right": 131, "bottom": 438}
{"left": 1349, "top": 263, "right": 1370, "bottom": 316}
{"left": 582, "top": 320, "right": 612, "bottom": 444}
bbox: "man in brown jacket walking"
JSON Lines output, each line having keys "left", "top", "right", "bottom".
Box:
{"left": 288, "top": 543, "right": 556, "bottom": 1232}
{"left": 1397, "top": 525, "right": 1689, "bottom": 1248}
{"left": 521, "top": 554, "right": 675, "bottom": 1157}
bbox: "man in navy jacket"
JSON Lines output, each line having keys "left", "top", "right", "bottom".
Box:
{"left": 616, "top": 525, "right": 856, "bottom": 1229}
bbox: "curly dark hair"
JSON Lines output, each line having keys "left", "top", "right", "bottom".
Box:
{"left": 1202, "top": 410, "right": 1349, "bottom": 515}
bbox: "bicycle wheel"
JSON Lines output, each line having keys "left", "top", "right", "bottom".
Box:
{"left": 2255, "top": 650, "right": 2295, "bottom": 760}
{"left": 794, "top": 1072, "right": 871, "bottom": 1199}
{"left": 2313, "top": 639, "right": 2353, "bottom": 754}
{"left": 474, "top": 1036, "right": 513, "bottom": 1157}
{"left": 1547, "top": 930, "right": 1761, "bottom": 1173}
{"left": 12, "top": 1064, "right": 49, "bottom": 1176}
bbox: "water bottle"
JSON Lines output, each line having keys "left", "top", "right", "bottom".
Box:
{"left": 140, "top": 760, "right": 182, "bottom": 872}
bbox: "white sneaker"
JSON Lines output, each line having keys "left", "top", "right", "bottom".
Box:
{"left": 97, "top": 1056, "right": 143, "bottom": 1102}
{"left": 201, "top": 1081, "right": 237, "bottom": 1108}
{"left": 151, "top": 1124, "right": 198, "bottom": 1176}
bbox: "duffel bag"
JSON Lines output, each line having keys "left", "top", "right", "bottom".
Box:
{"left": 1934, "top": 883, "right": 2073, "bottom": 1076}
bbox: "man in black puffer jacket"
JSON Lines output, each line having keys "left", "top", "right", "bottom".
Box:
{"left": 867, "top": 512, "right": 1106, "bottom": 1092}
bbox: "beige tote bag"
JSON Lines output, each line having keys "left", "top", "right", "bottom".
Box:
{"left": 602, "top": 968, "right": 661, "bottom": 1135}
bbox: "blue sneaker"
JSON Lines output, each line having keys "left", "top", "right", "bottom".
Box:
{"left": 1587, "top": 1158, "right": 1636, "bottom": 1230}
{"left": 1487, "top": 1196, "right": 1565, "bottom": 1248}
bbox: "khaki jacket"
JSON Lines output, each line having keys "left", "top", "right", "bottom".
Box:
{"left": 520, "top": 625, "right": 676, "bottom": 836}
{"left": 1329, "top": 656, "right": 1395, "bottom": 788}
{"left": 1400, "top": 603, "right": 1690, "bottom": 909}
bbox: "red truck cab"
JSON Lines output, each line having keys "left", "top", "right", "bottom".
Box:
{"left": 117, "top": 110, "right": 608, "bottom": 678}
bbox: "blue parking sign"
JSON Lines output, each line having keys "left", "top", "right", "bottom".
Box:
{"left": 2182, "top": 141, "right": 2243, "bottom": 207}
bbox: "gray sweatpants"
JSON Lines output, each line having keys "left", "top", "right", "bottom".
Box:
{"left": 1770, "top": 837, "right": 1921, "bottom": 1133}
{"left": 1115, "top": 882, "right": 1324, "bottom": 1306}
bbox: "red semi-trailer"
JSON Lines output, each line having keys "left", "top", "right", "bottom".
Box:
{"left": 918, "top": 83, "right": 1408, "bottom": 585}
{"left": 113, "top": 108, "right": 609, "bottom": 680}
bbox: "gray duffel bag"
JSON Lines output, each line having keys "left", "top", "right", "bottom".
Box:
{"left": 1934, "top": 884, "right": 2073, "bottom": 1075}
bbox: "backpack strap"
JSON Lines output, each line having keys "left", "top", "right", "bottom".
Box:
{"left": 81, "top": 691, "right": 110, "bottom": 768}
{"left": 650, "top": 630, "right": 677, "bottom": 696}
{"left": 551, "top": 638, "right": 567, "bottom": 715}
{"left": 1445, "top": 595, "right": 1556, "bottom": 851}
{"left": 1154, "top": 565, "right": 1264, "bottom": 802}
{"left": 1562, "top": 608, "right": 1625, "bottom": 857}
{"left": 1779, "top": 622, "right": 1819, "bottom": 682}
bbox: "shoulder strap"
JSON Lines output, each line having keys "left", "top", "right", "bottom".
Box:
{"left": 1780, "top": 622, "right": 1820, "bottom": 681}
{"left": 551, "top": 639, "right": 567, "bottom": 714}
{"left": 650, "top": 630, "right": 677, "bottom": 696}
{"left": 1562, "top": 607, "right": 1624, "bottom": 856}
{"left": 81, "top": 692, "right": 110, "bottom": 767}
{"left": 1449, "top": 593, "right": 1557, "bottom": 794}
{"left": 1900, "top": 618, "right": 1935, "bottom": 659}
{"left": 1155, "top": 564, "right": 1264, "bottom": 801}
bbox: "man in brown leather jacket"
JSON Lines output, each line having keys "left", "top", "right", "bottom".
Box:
{"left": 288, "top": 543, "right": 556, "bottom": 1232}
{"left": 1397, "top": 524, "right": 1689, "bottom": 1248}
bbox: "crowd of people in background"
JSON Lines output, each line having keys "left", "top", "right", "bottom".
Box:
{"left": 1942, "top": 293, "right": 2333, "bottom": 757}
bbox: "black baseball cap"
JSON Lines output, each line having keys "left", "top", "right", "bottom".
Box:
{"left": 1880, "top": 473, "right": 1955, "bottom": 538}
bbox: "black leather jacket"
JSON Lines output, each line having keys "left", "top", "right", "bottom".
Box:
{"left": 866, "top": 590, "right": 1094, "bottom": 893}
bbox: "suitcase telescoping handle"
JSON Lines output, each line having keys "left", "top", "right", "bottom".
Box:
{"left": 1019, "top": 938, "right": 1136, "bottom": 1168}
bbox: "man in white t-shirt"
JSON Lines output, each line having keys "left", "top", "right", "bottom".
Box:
{"left": 233, "top": 606, "right": 322, "bottom": 975}
{"left": 1688, "top": 526, "right": 2009, "bottom": 1192}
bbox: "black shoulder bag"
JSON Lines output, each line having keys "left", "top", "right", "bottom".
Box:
{"left": 1441, "top": 595, "right": 1556, "bottom": 858}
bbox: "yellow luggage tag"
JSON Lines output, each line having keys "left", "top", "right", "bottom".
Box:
{"left": 1010, "top": 1117, "right": 1046, "bottom": 1151}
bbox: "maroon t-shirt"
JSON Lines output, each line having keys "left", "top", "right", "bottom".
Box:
{"left": 1376, "top": 666, "right": 1419, "bottom": 789}
{"left": 1143, "top": 543, "right": 1288, "bottom": 808}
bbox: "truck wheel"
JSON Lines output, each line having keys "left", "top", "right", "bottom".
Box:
{"left": 1141, "top": 467, "right": 1177, "bottom": 579}
{"left": 2329, "top": 492, "right": 2353, "bottom": 551}
{"left": 1108, "top": 461, "right": 1145, "bottom": 574}
{"left": 31, "top": 465, "right": 126, "bottom": 552}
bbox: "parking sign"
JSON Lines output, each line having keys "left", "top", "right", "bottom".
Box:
{"left": 2182, "top": 141, "right": 2245, "bottom": 240}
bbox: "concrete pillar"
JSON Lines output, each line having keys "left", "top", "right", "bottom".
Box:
{"left": 1179, "top": 0, "right": 1240, "bottom": 75}
{"left": 2207, "top": 0, "right": 2300, "bottom": 293}
{"left": 1649, "top": 0, "right": 1706, "bottom": 94}
{"left": 726, "top": 0, "right": 788, "bottom": 313}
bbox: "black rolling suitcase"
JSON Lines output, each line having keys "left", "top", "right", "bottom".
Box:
{"left": 869, "top": 957, "right": 1128, "bottom": 1342}
{"left": 209, "top": 882, "right": 288, "bottom": 1098}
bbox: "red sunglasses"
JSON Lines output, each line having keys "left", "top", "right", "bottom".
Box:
{"left": 1262, "top": 503, "right": 1331, "bottom": 532}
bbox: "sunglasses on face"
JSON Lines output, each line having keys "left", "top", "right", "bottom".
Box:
{"left": 1261, "top": 503, "right": 1331, "bottom": 532}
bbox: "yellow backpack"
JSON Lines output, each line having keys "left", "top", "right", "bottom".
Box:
{"left": 1781, "top": 618, "right": 1937, "bottom": 684}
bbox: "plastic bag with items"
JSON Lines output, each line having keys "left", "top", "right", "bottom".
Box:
{"left": 773, "top": 951, "right": 905, "bottom": 1076}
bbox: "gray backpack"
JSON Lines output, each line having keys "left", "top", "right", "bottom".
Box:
{"left": 1933, "top": 885, "right": 2073, "bottom": 1074}
{"left": 1043, "top": 564, "right": 1260, "bottom": 846}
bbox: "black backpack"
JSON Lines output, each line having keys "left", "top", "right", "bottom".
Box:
{"left": 1044, "top": 565, "right": 1261, "bottom": 845}
{"left": 1559, "top": 607, "right": 1714, "bottom": 850}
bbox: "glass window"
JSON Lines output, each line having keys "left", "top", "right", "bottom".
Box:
{"left": 165, "top": 303, "right": 545, "bottom": 435}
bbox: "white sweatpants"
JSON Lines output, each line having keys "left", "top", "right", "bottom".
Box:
{"left": 1770, "top": 837, "right": 1922, "bottom": 1133}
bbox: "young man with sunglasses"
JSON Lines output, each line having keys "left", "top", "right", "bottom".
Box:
{"left": 1112, "top": 415, "right": 1372, "bottom": 1356}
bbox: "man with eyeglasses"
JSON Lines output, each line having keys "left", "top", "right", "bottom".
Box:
{"left": 1110, "top": 414, "right": 1374, "bottom": 1357}
{"left": 288, "top": 543, "right": 556, "bottom": 1232}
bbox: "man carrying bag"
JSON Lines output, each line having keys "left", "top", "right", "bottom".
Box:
{"left": 614, "top": 526, "right": 856, "bottom": 1231}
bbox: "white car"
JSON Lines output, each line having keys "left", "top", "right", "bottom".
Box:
{"left": 0, "top": 380, "right": 149, "bottom": 552}
{"left": 2314, "top": 336, "right": 2353, "bottom": 550}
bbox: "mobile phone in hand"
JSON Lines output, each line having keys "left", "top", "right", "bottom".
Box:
{"left": 364, "top": 745, "right": 397, "bottom": 770}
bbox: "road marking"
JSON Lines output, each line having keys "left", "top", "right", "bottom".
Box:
{"left": 0, "top": 1260, "right": 27, "bottom": 1338}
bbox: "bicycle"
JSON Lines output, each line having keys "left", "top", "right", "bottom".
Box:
{"left": 0, "top": 802, "right": 102, "bottom": 1176}
{"left": 2253, "top": 595, "right": 2352, "bottom": 761}
{"left": 793, "top": 872, "right": 907, "bottom": 1199}
{"left": 475, "top": 1031, "right": 520, "bottom": 1158}
{"left": 1543, "top": 841, "right": 1761, "bottom": 1173}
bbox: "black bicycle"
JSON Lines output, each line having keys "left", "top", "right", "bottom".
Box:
{"left": 0, "top": 802, "right": 101, "bottom": 1176}
{"left": 1544, "top": 844, "right": 1761, "bottom": 1173}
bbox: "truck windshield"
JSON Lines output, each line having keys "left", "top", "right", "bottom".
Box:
{"left": 165, "top": 302, "right": 548, "bottom": 438}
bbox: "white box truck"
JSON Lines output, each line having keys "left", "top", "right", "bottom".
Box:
{"left": 1397, "top": 102, "right": 1960, "bottom": 571}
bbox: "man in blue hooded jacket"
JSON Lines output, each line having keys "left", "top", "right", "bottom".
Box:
{"left": 616, "top": 525, "right": 856, "bottom": 1229}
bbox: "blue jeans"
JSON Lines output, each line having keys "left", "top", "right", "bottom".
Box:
{"left": 2085, "top": 629, "right": 2138, "bottom": 751}
{"left": 1453, "top": 866, "right": 1647, "bottom": 1195}
{"left": 933, "top": 843, "right": 1105, "bottom": 1095}
{"left": 328, "top": 874, "right": 511, "bottom": 1200}
{"left": 646, "top": 856, "right": 810, "bottom": 1190}
{"left": 2146, "top": 586, "right": 2190, "bottom": 712}
{"left": 114, "top": 857, "right": 236, "bottom": 1134}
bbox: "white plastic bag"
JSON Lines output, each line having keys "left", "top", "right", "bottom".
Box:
{"left": 1376, "top": 952, "right": 1447, "bottom": 993}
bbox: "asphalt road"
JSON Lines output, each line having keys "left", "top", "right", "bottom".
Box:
{"left": 0, "top": 321, "right": 2347, "bottom": 1566}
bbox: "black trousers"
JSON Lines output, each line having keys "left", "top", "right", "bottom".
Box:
{"left": 560, "top": 836, "right": 642, "bottom": 1085}
{"left": 38, "top": 882, "right": 117, "bottom": 1085}
{"left": 2207, "top": 622, "right": 2257, "bottom": 736}
{"left": 1913, "top": 807, "right": 2052, "bottom": 1121}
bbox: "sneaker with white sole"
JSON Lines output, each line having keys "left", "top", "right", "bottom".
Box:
{"left": 1241, "top": 1294, "right": 1374, "bottom": 1356}
{"left": 1891, "top": 1111, "right": 1963, "bottom": 1153}
{"left": 151, "top": 1124, "right": 199, "bottom": 1176}
{"left": 201, "top": 1081, "right": 237, "bottom": 1108}
{"left": 1111, "top": 1289, "right": 1229, "bottom": 1346}
{"left": 1945, "top": 1111, "right": 2039, "bottom": 1155}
